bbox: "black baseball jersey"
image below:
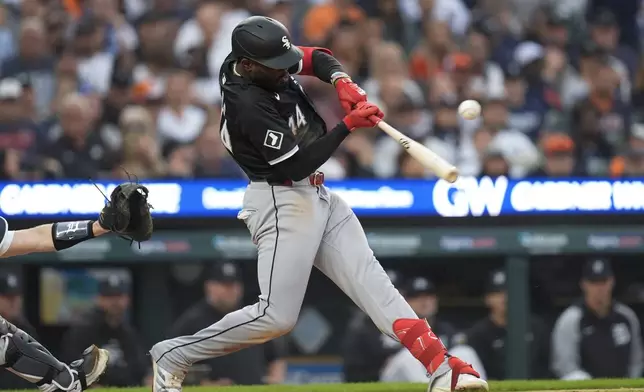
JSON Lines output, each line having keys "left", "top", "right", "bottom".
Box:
{"left": 551, "top": 301, "right": 643, "bottom": 379}
{"left": 218, "top": 54, "right": 327, "bottom": 181}
{"left": 466, "top": 315, "right": 550, "bottom": 380}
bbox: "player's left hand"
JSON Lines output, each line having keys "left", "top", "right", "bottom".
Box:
{"left": 333, "top": 73, "right": 367, "bottom": 115}
{"left": 343, "top": 101, "right": 384, "bottom": 131}
{"left": 98, "top": 183, "right": 153, "bottom": 243}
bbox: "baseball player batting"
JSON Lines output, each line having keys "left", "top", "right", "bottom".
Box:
{"left": 150, "top": 16, "right": 488, "bottom": 392}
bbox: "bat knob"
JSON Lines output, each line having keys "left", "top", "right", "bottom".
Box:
{"left": 445, "top": 169, "right": 459, "bottom": 183}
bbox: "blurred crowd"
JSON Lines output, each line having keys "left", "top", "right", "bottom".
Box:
{"left": 1, "top": 0, "right": 644, "bottom": 180}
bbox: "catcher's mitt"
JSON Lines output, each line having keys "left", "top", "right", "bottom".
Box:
{"left": 98, "top": 183, "right": 153, "bottom": 243}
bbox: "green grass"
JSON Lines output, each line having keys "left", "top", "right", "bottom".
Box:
{"left": 71, "top": 379, "right": 644, "bottom": 392}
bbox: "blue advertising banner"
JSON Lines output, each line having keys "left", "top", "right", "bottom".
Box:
{"left": 1, "top": 177, "right": 644, "bottom": 219}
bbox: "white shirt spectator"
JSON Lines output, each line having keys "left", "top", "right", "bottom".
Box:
{"left": 470, "top": 62, "right": 506, "bottom": 100}
{"left": 412, "top": 111, "right": 538, "bottom": 179}
{"left": 157, "top": 106, "right": 207, "bottom": 145}
{"left": 398, "top": 0, "right": 471, "bottom": 36}
{"left": 77, "top": 52, "right": 115, "bottom": 96}
{"left": 174, "top": 8, "right": 250, "bottom": 98}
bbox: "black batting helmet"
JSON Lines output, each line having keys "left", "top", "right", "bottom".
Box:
{"left": 231, "top": 16, "right": 303, "bottom": 70}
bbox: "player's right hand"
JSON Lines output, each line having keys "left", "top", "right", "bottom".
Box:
{"left": 342, "top": 101, "right": 384, "bottom": 131}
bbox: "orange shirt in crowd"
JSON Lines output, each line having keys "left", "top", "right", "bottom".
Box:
{"left": 63, "top": 0, "right": 82, "bottom": 18}
{"left": 303, "top": 3, "right": 365, "bottom": 44}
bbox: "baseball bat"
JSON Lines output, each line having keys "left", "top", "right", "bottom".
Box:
{"left": 376, "top": 119, "right": 459, "bottom": 183}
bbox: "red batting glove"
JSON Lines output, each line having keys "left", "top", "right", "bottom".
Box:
{"left": 333, "top": 74, "right": 367, "bottom": 115}
{"left": 342, "top": 102, "right": 384, "bottom": 131}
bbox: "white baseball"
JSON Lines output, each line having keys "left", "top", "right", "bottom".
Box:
{"left": 458, "top": 99, "right": 481, "bottom": 120}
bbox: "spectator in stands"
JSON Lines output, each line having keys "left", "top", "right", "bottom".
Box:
{"left": 551, "top": 258, "right": 643, "bottom": 379}
{"left": 409, "top": 19, "right": 454, "bottom": 83}
{"left": 586, "top": 0, "right": 641, "bottom": 52}
{"left": 616, "top": 148, "right": 644, "bottom": 177}
{"left": 542, "top": 11, "right": 570, "bottom": 49}
{"left": 0, "top": 77, "right": 40, "bottom": 180}
{"left": 1, "top": 17, "right": 55, "bottom": 120}
{"left": 51, "top": 49, "right": 94, "bottom": 113}
{"left": 575, "top": 61, "right": 631, "bottom": 149}
{"left": 132, "top": 12, "right": 182, "bottom": 97}
{"left": 102, "top": 70, "right": 134, "bottom": 127}
{"left": 193, "top": 123, "right": 246, "bottom": 178}
{"left": 610, "top": 124, "right": 644, "bottom": 177}
{"left": 43, "top": 4, "right": 70, "bottom": 56}
{"left": 72, "top": 16, "right": 114, "bottom": 96}
{"left": 465, "top": 20, "right": 505, "bottom": 100}
{"left": 116, "top": 105, "right": 166, "bottom": 179}
{"left": 467, "top": 98, "right": 540, "bottom": 178}
{"left": 479, "top": 148, "right": 510, "bottom": 178}
{"left": 0, "top": 272, "right": 37, "bottom": 390}
{"left": 61, "top": 274, "right": 148, "bottom": 386}
{"left": 37, "top": 93, "right": 117, "bottom": 178}
{"left": 0, "top": 0, "right": 641, "bottom": 181}
{"left": 173, "top": 1, "right": 231, "bottom": 96}
{"left": 529, "top": 133, "right": 581, "bottom": 177}
{"left": 512, "top": 41, "right": 560, "bottom": 122}
{"left": 157, "top": 68, "right": 207, "bottom": 148}
{"left": 505, "top": 67, "right": 547, "bottom": 138}
{"left": 466, "top": 270, "right": 550, "bottom": 380}
{"left": 89, "top": 0, "right": 138, "bottom": 54}
{"left": 588, "top": 9, "right": 638, "bottom": 81}
{"left": 167, "top": 262, "right": 287, "bottom": 385}
{"left": 0, "top": 4, "right": 16, "bottom": 65}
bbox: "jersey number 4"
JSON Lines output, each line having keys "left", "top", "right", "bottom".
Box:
{"left": 288, "top": 104, "right": 307, "bottom": 135}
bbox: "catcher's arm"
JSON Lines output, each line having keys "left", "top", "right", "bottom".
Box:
{"left": 0, "top": 216, "right": 108, "bottom": 259}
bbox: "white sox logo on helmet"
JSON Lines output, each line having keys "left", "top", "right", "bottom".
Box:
{"left": 282, "top": 36, "right": 291, "bottom": 49}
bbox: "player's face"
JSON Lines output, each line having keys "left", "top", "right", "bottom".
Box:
{"left": 407, "top": 294, "right": 438, "bottom": 319}
{"left": 205, "top": 281, "right": 243, "bottom": 312}
{"left": 582, "top": 277, "right": 614, "bottom": 312}
{"left": 245, "top": 59, "right": 289, "bottom": 91}
{"left": 484, "top": 290, "right": 507, "bottom": 316}
{"left": 0, "top": 295, "right": 22, "bottom": 320}
{"left": 97, "top": 294, "right": 130, "bottom": 321}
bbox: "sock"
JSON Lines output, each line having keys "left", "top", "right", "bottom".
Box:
{"left": 393, "top": 318, "right": 447, "bottom": 374}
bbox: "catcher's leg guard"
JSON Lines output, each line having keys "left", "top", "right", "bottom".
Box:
{"left": 0, "top": 333, "right": 78, "bottom": 390}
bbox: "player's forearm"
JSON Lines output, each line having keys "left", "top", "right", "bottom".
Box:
{"left": 275, "top": 122, "right": 350, "bottom": 180}
{"left": 1, "top": 221, "right": 108, "bottom": 258}
{"left": 296, "top": 47, "right": 345, "bottom": 84}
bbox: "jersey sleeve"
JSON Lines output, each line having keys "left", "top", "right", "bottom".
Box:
{"left": 0, "top": 216, "right": 15, "bottom": 257}
{"left": 615, "top": 303, "right": 644, "bottom": 378}
{"left": 550, "top": 306, "right": 590, "bottom": 379}
{"left": 239, "top": 98, "right": 299, "bottom": 166}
